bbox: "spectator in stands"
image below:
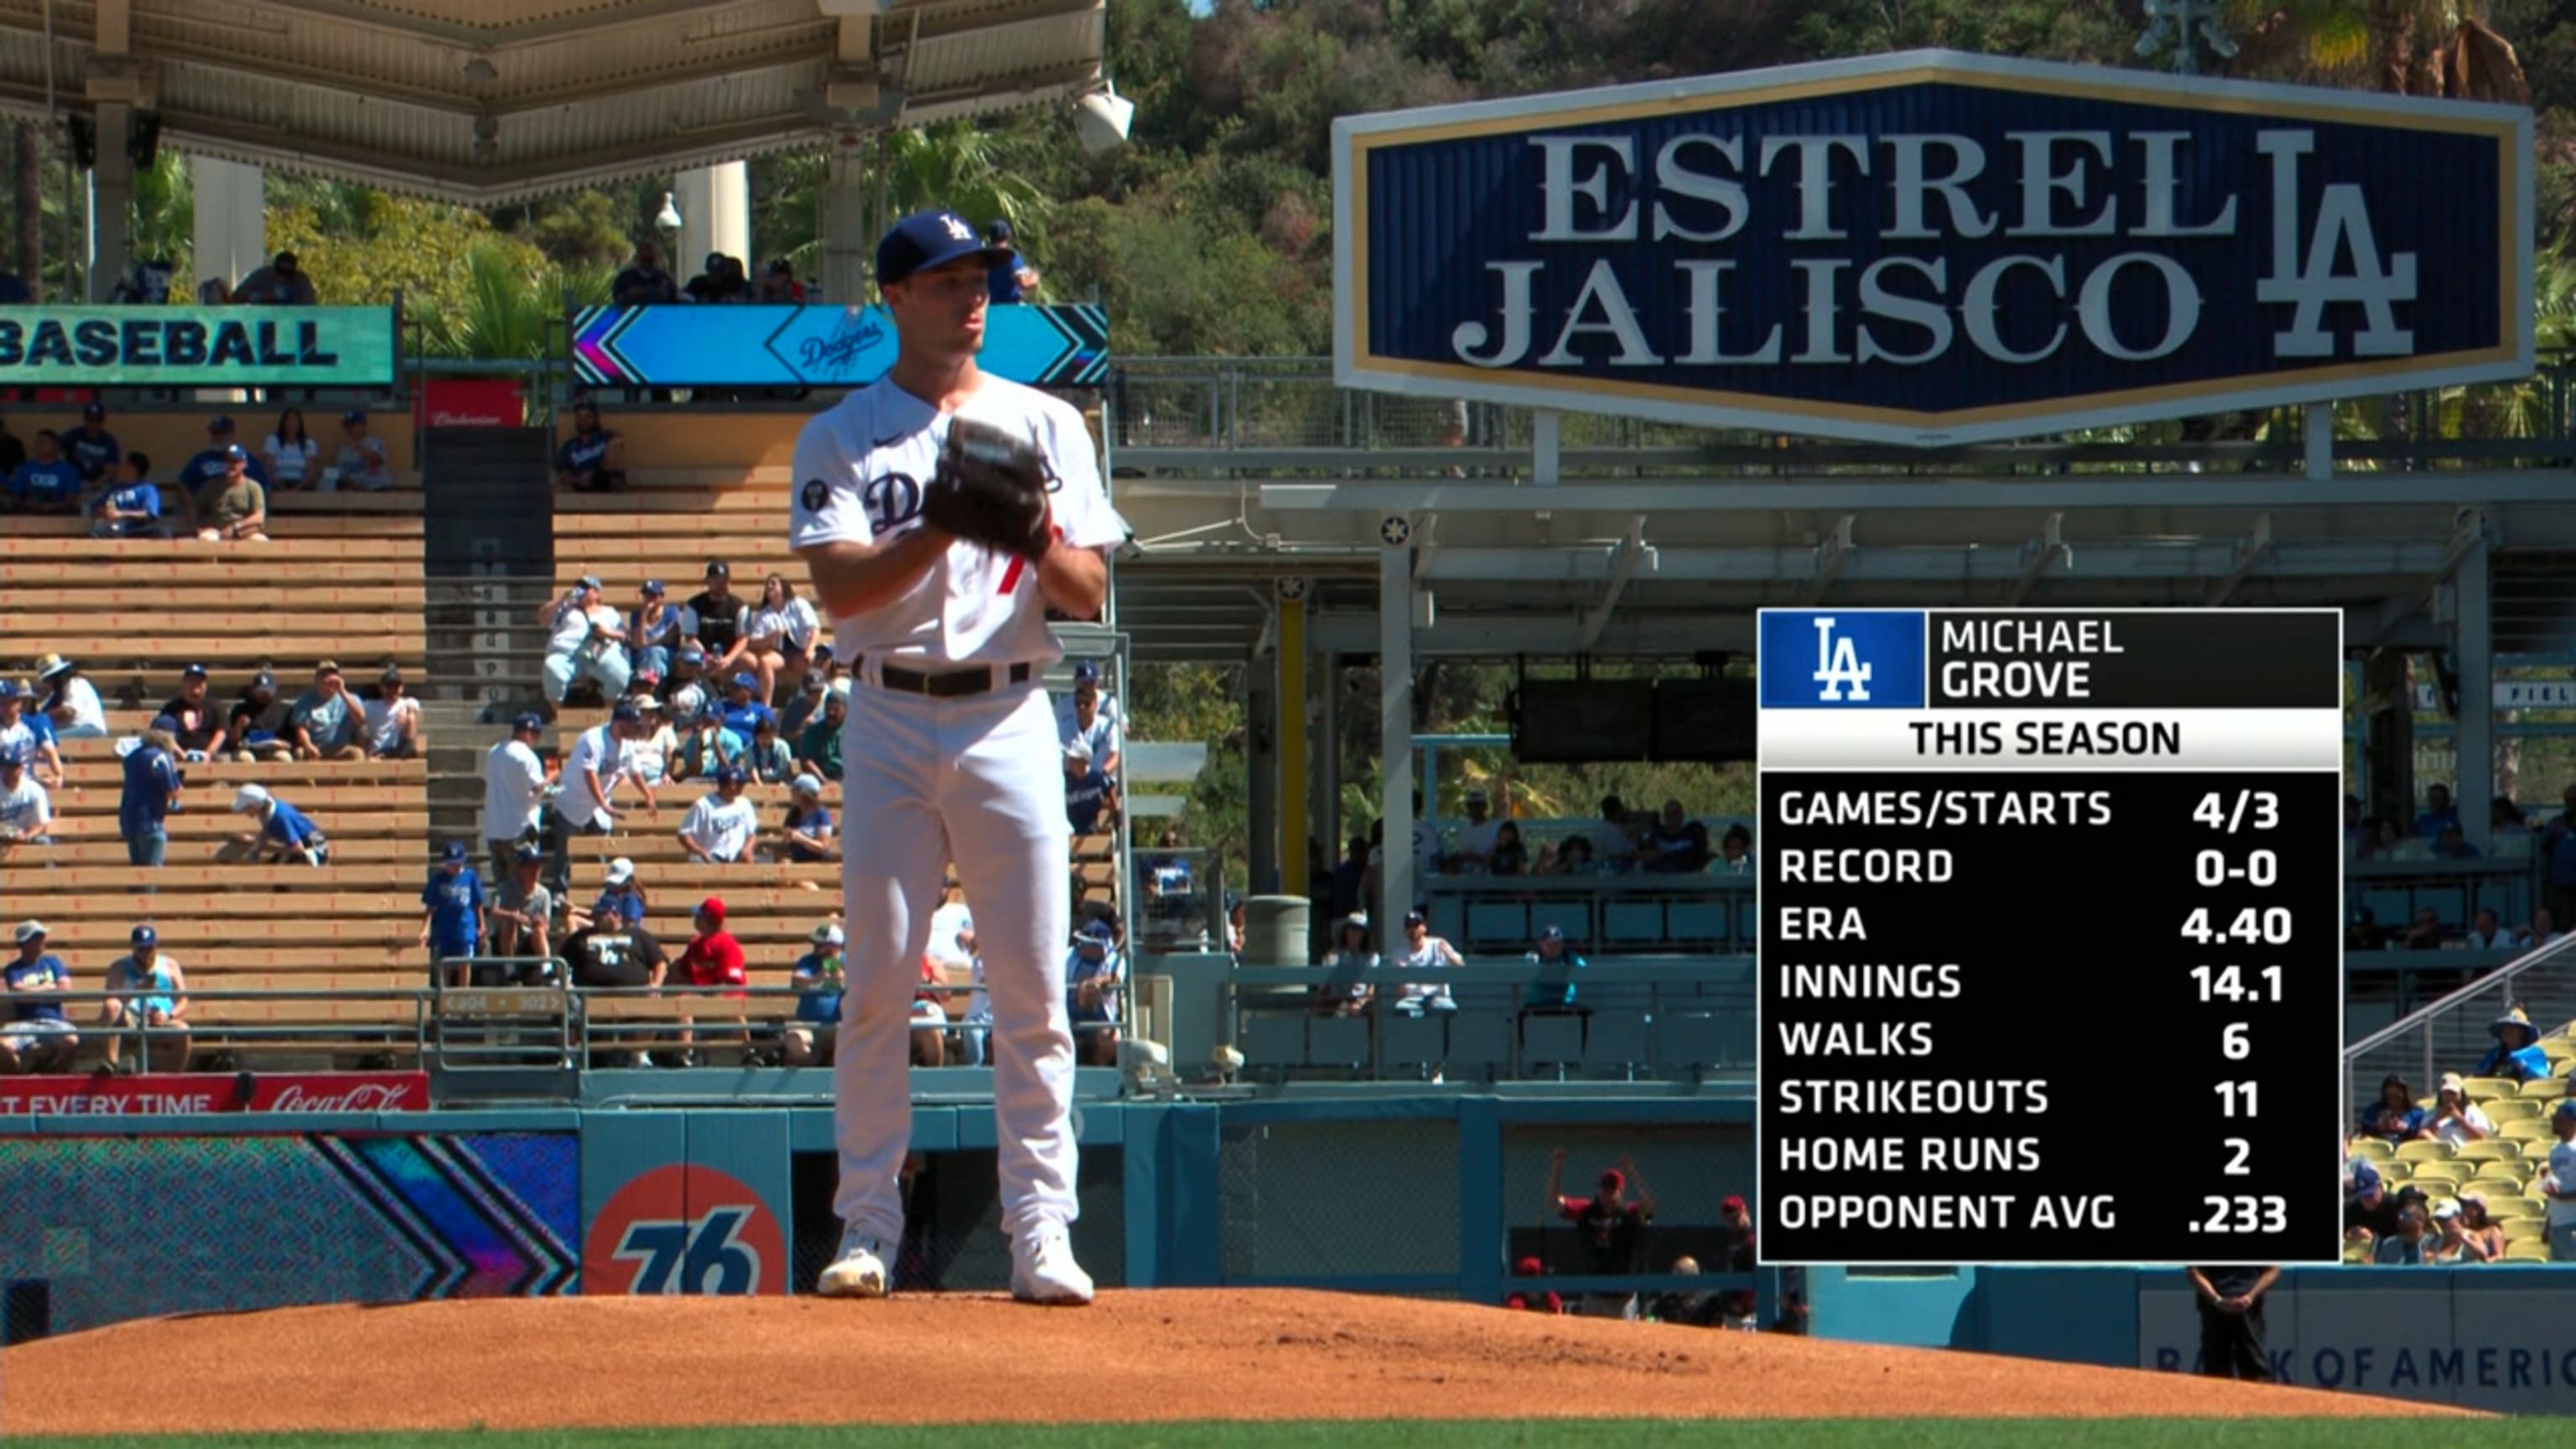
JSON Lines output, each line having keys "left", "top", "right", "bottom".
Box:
{"left": 319, "top": 410, "right": 392, "bottom": 492}
{"left": 89, "top": 451, "right": 169, "bottom": 539}
{"left": 1314, "top": 912, "right": 1377, "bottom": 1016}
{"left": 785, "top": 922, "right": 845, "bottom": 1067}
{"left": 613, "top": 242, "right": 679, "bottom": 305}
{"left": 231, "top": 783, "right": 328, "bottom": 865}
{"left": 1522, "top": 924, "right": 1587, "bottom": 1012}
{"left": 957, "top": 924, "right": 993, "bottom": 1067}
{"left": 2344, "top": 1158, "right": 2400, "bottom": 1248}
{"left": 2375, "top": 1205, "right": 2433, "bottom": 1264}
{"left": 562, "top": 894, "right": 669, "bottom": 1067}
{"left": 1716, "top": 823, "right": 1754, "bottom": 875}
{"left": 233, "top": 251, "right": 318, "bottom": 305}
{"left": 755, "top": 258, "right": 806, "bottom": 303}
{"left": 673, "top": 896, "right": 750, "bottom": 1068}
{"left": 4, "top": 429, "right": 83, "bottom": 514}
{"left": 623, "top": 698, "right": 676, "bottom": 787}
{"left": 1488, "top": 821, "right": 1529, "bottom": 876}
{"left": 481, "top": 712, "right": 551, "bottom": 880}
{"left": 2519, "top": 910, "right": 2565, "bottom": 950}
{"left": 1545, "top": 1149, "right": 1655, "bottom": 1318}
{"left": 155, "top": 664, "right": 223, "bottom": 761}
{"left": 0, "top": 922, "right": 78, "bottom": 1073}
{"left": 780, "top": 673, "right": 828, "bottom": 739}
{"left": 2465, "top": 907, "right": 2513, "bottom": 949}
{"left": 1448, "top": 790, "right": 1504, "bottom": 872}
{"left": 1590, "top": 795, "right": 1641, "bottom": 870}
{"left": 662, "top": 643, "right": 712, "bottom": 721}
{"left": 911, "top": 952, "right": 953, "bottom": 1067}
{"left": 984, "top": 219, "right": 1040, "bottom": 304}
{"left": 1057, "top": 663, "right": 1120, "bottom": 776}
{"left": 421, "top": 842, "right": 489, "bottom": 988}
{"left": 287, "top": 662, "right": 365, "bottom": 761}
{"left": 2454, "top": 1190, "right": 2508, "bottom": 1263}
{"left": 744, "top": 716, "right": 797, "bottom": 785}
{"left": 685, "top": 252, "right": 747, "bottom": 304}
{"left": 779, "top": 774, "right": 837, "bottom": 863}
{"left": 715, "top": 673, "right": 776, "bottom": 750}
{"left": 488, "top": 845, "right": 553, "bottom": 963}
{"left": 60, "top": 401, "right": 120, "bottom": 487}
{"left": 0, "top": 683, "right": 61, "bottom": 784}
{"left": 2424, "top": 1200, "right": 2476, "bottom": 1264}
{"left": 34, "top": 657, "right": 107, "bottom": 740}
{"left": 553, "top": 703, "right": 654, "bottom": 890}
{"left": 2433, "top": 823, "right": 2480, "bottom": 860}
{"left": 555, "top": 400, "right": 626, "bottom": 493}
{"left": 1647, "top": 1256, "right": 1714, "bottom": 1327}
{"left": 2542, "top": 1100, "right": 2576, "bottom": 1261}
{"left": 2356, "top": 1073, "right": 2428, "bottom": 1146}
{"left": 683, "top": 561, "right": 752, "bottom": 682}
{"left": 1066, "top": 918, "right": 1123, "bottom": 1067}
{"left": 2493, "top": 796, "right": 2529, "bottom": 836}
{"left": 119, "top": 719, "right": 184, "bottom": 867}
{"left": 0, "top": 749, "right": 49, "bottom": 858}
{"left": 1539, "top": 833, "right": 1597, "bottom": 876}
{"left": 2416, "top": 784, "right": 2462, "bottom": 838}
{"left": 678, "top": 764, "right": 760, "bottom": 865}
{"left": 2403, "top": 906, "right": 2444, "bottom": 950}
{"left": 1638, "top": 799, "right": 1711, "bottom": 873}
{"left": 671, "top": 703, "right": 745, "bottom": 782}
{"left": 742, "top": 574, "right": 819, "bottom": 706}
{"left": 1505, "top": 1256, "right": 1565, "bottom": 1314}
{"left": 262, "top": 408, "right": 316, "bottom": 491}
{"left": 100, "top": 925, "right": 188, "bottom": 1073}
{"left": 2472, "top": 1007, "right": 2553, "bottom": 1083}
{"left": 192, "top": 444, "right": 269, "bottom": 543}
{"left": 226, "top": 670, "right": 293, "bottom": 762}
{"left": 2428, "top": 1072, "right": 2496, "bottom": 1147}
{"left": 629, "top": 580, "right": 680, "bottom": 681}
{"left": 1063, "top": 737, "right": 1116, "bottom": 835}
{"left": 1391, "top": 910, "right": 1462, "bottom": 1016}
{"left": 363, "top": 667, "right": 423, "bottom": 759}
{"left": 539, "top": 576, "right": 632, "bottom": 708}
{"left": 180, "top": 417, "right": 271, "bottom": 505}
{"left": 589, "top": 857, "right": 647, "bottom": 932}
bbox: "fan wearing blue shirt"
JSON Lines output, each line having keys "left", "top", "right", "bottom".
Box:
{"left": 420, "top": 842, "right": 488, "bottom": 986}
{"left": 179, "top": 415, "right": 272, "bottom": 506}
{"left": 716, "top": 673, "right": 776, "bottom": 749}
{"left": 231, "top": 782, "right": 329, "bottom": 866}
{"left": 7, "top": 430, "right": 85, "bottom": 514}
{"left": 2413, "top": 784, "right": 2462, "bottom": 839}
{"left": 1523, "top": 924, "right": 1589, "bottom": 1010}
{"left": 88, "top": 452, "right": 168, "bottom": 540}
{"left": 61, "top": 401, "right": 121, "bottom": 485}
{"left": 120, "top": 719, "right": 185, "bottom": 867}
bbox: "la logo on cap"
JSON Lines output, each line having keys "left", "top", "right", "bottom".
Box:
{"left": 942, "top": 216, "right": 974, "bottom": 242}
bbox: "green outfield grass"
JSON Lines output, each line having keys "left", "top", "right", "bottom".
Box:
{"left": 9, "top": 1421, "right": 2569, "bottom": 1448}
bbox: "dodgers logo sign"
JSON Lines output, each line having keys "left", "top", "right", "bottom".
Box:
{"left": 1758, "top": 610, "right": 1924, "bottom": 709}
{"left": 1333, "top": 50, "right": 2532, "bottom": 445}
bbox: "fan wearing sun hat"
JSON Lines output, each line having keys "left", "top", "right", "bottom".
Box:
{"left": 2470, "top": 1006, "right": 2554, "bottom": 1083}
{"left": 34, "top": 655, "right": 107, "bottom": 740}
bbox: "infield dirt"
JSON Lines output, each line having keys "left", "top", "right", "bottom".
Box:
{"left": 0, "top": 1290, "right": 2477, "bottom": 1436}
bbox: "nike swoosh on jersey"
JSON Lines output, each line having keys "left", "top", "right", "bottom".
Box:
{"left": 871, "top": 431, "right": 913, "bottom": 449}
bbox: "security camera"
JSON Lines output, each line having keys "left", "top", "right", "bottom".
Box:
{"left": 1074, "top": 84, "right": 1134, "bottom": 156}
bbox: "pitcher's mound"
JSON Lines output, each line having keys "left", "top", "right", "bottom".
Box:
{"left": 0, "top": 1290, "right": 2473, "bottom": 1435}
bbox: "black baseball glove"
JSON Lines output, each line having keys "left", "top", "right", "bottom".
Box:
{"left": 923, "top": 418, "right": 1052, "bottom": 561}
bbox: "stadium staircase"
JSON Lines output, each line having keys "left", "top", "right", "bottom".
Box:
{"left": 419, "top": 424, "right": 557, "bottom": 847}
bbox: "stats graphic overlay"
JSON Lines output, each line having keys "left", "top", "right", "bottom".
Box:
{"left": 1755, "top": 608, "right": 2343, "bottom": 1267}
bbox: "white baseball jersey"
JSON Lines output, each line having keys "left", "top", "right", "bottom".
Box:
{"left": 679, "top": 792, "right": 761, "bottom": 862}
{"left": 557, "top": 724, "right": 624, "bottom": 828}
{"left": 49, "top": 677, "right": 106, "bottom": 735}
{"left": 481, "top": 738, "right": 546, "bottom": 841}
{"left": 0, "top": 775, "right": 50, "bottom": 834}
{"left": 787, "top": 375, "right": 1127, "bottom": 666}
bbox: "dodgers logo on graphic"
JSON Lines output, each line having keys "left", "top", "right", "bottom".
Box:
{"left": 583, "top": 1163, "right": 787, "bottom": 1295}
{"left": 793, "top": 308, "right": 889, "bottom": 380}
{"left": 862, "top": 472, "right": 923, "bottom": 535}
{"left": 1756, "top": 610, "right": 1925, "bottom": 709}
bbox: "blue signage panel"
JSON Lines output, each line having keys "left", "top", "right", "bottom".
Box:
{"left": 569, "top": 303, "right": 1109, "bottom": 389}
{"left": 1756, "top": 609, "right": 1927, "bottom": 709}
{"left": 1333, "top": 50, "right": 2532, "bottom": 444}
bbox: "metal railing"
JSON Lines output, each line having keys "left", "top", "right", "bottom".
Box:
{"left": 2342, "top": 933, "right": 2576, "bottom": 1125}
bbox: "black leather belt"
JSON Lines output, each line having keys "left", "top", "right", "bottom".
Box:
{"left": 866, "top": 658, "right": 1033, "bottom": 698}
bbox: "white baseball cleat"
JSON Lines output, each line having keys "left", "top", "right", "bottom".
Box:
{"left": 1010, "top": 1223, "right": 1094, "bottom": 1306}
{"left": 816, "top": 1228, "right": 891, "bottom": 1298}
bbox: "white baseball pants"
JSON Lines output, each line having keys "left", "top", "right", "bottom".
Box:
{"left": 830, "top": 675, "right": 1077, "bottom": 1248}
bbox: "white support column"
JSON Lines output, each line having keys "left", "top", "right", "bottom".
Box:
{"left": 675, "top": 162, "right": 750, "bottom": 278}
{"left": 190, "top": 156, "right": 265, "bottom": 296}
{"left": 2304, "top": 402, "right": 2334, "bottom": 481}
{"left": 1532, "top": 408, "right": 1561, "bottom": 486}
{"left": 1379, "top": 517, "right": 1416, "bottom": 937}
{"left": 85, "top": 103, "right": 132, "bottom": 301}
{"left": 2454, "top": 528, "right": 2494, "bottom": 849}
{"left": 820, "top": 139, "right": 872, "bottom": 305}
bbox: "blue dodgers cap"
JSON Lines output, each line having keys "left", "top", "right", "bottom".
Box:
{"left": 610, "top": 702, "right": 643, "bottom": 724}
{"left": 714, "top": 764, "right": 747, "bottom": 786}
{"left": 1079, "top": 918, "right": 1113, "bottom": 943}
{"left": 514, "top": 843, "right": 545, "bottom": 864}
{"left": 148, "top": 714, "right": 181, "bottom": 734}
{"left": 0, "top": 680, "right": 17, "bottom": 699}
{"left": 678, "top": 644, "right": 705, "bottom": 662}
{"left": 131, "top": 925, "right": 157, "bottom": 947}
{"left": 223, "top": 444, "right": 247, "bottom": 461}
{"left": 206, "top": 414, "right": 234, "bottom": 433}
{"left": 641, "top": 579, "right": 665, "bottom": 596}
{"left": 341, "top": 409, "right": 366, "bottom": 425}
{"left": 875, "top": 210, "right": 1010, "bottom": 288}
{"left": 2347, "top": 1159, "right": 2382, "bottom": 1199}
{"left": 1072, "top": 662, "right": 1098, "bottom": 684}
{"left": 1538, "top": 924, "right": 1566, "bottom": 942}
{"left": 730, "top": 673, "right": 757, "bottom": 692}
{"left": 512, "top": 711, "right": 544, "bottom": 734}
{"left": 441, "top": 841, "right": 468, "bottom": 863}
{"left": 182, "top": 662, "right": 208, "bottom": 678}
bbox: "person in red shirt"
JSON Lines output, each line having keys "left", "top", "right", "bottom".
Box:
{"left": 1504, "top": 1255, "right": 1563, "bottom": 1314}
{"left": 674, "top": 896, "right": 751, "bottom": 1066}
{"left": 1545, "top": 1147, "right": 1656, "bottom": 1319}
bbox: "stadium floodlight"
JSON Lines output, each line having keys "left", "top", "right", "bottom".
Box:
{"left": 654, "top": 192, "right": 683, "bottom": 232}
{"left": 1073, "top": 81, "right": 1134, "bottom": 156}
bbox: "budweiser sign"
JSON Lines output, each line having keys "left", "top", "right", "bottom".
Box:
{"left": 0, "top": 1071, "right": 430, "bottom": 1116}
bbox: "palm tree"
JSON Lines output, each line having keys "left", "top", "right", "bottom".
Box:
{"left": 757, "top": 123, "right": 1051, "bottom": 299}
{"left": 419, "top": 240, "right": 614, "bottom": 360}
{"left": 2225, "top": 0, "right": 2527, "bottom": 102}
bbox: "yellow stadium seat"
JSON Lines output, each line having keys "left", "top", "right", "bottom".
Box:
{"left": 2483, "top": 1197, "right": 2548, "bottom": 1221}
{"left": 2454, "top": 1139, "right": 2523, "bottom": 1162}
{"left": 2463, "top": 1078, "right": 2521, "bottom": 1101}
{"left": 2500, "top": 1217, "right": 2548, "bottom": 1243}
{"left": 2395, "top": 1139, "right": 2455, "bottom": 1163}
{"left": 2502, "top": 1240, "right": 2553, "bottom": 1262}
{"left": 2518, "top": 1078, "right": 2570, "bottom": 1099}
{"left": 2404, "top": 1160, "right": 2472, "bottom": 1184}
{"left": 2347, "top": 1138, "right": 2396, "bottom": 1161}
{"left": 2341, "top": 1242, "right": 2372, "bottom": 1265}
{"left": 2485, "top": 1098, "right": 2542, "bottom": 1124}
{"left": 2500, "top": 1120, "right": 2558, "bottom": 1144}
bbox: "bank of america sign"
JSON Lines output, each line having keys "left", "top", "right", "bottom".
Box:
{"left": 1333, "top": 50, "right": 2532, "bottom": 445}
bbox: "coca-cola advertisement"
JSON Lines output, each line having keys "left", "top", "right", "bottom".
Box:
{"left": 0, "top": 1071, "right": 429, "bottom": 1116}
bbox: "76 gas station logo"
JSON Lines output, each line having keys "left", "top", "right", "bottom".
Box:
{"left": 583, "top": 1164, "right": 787, "bottom": 1296}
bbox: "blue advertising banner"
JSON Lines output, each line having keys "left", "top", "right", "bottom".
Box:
{"left": 1332, "top": 50, "right": 2533, "bottom": 445}
{"left": 0, "top": 305, "right": 397, "bottom": 387}
{"left": 570, "top": 303, "right": 1109, "bottom": 389}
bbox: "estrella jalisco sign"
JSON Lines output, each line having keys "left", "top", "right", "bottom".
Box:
{"left": 0, "top": 305, "right": 397, "bottom": 387}
{"left": 1332, "top": 50, "right": 2533, "bottom": 445}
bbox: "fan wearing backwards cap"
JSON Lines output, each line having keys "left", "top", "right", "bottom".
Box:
{"left": 1544, "top": 1146, "right": 1658, "bottom": 1320}
{"left": 788, "top": 210, "right": 1130, "bottom": 1308}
